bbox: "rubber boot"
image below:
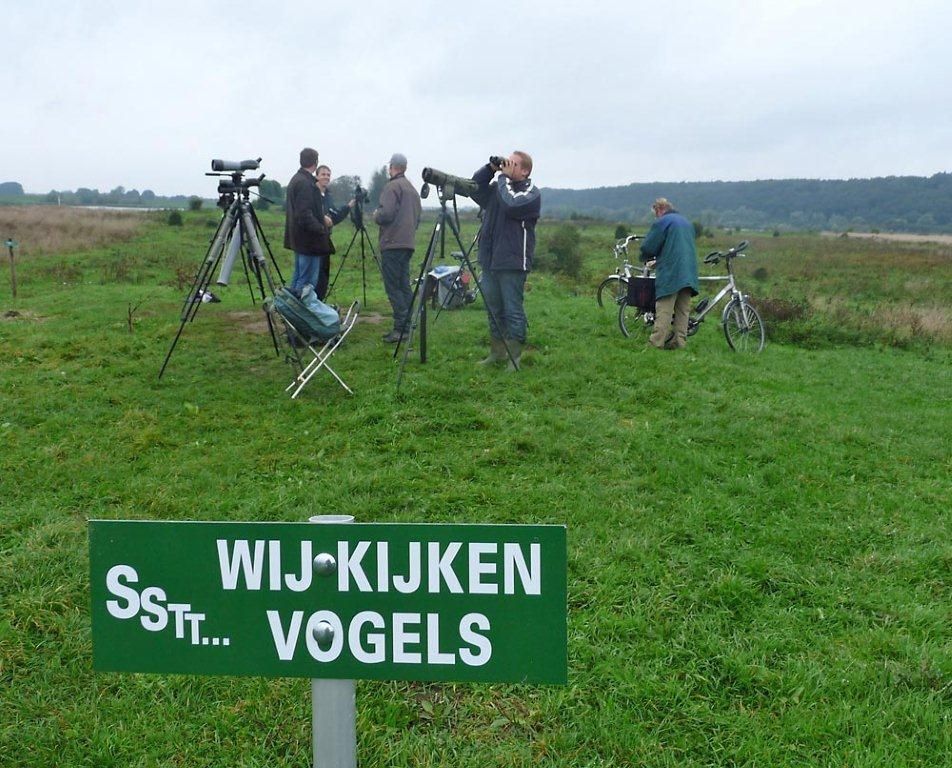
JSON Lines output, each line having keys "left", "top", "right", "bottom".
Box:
{"left": 506, "top": 340, "right": 523, "bottom": 371}
{"left": 479, "top": 337, "right": 507, "bottom": 366}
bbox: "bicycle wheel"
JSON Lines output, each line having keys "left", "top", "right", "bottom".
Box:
{"left": 618, "top": 298, "right": 654, "bottom": 339}
{"left": 597, "top": 276, "right": 628, "bottom": 308}
{"left": 723, "top": 298, "right": 765, "bottom": 352}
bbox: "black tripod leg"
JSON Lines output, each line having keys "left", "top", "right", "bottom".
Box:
{"left": 395, "top": 212, "right": 444, "bottom": 390}
{"left": 360, "top": 227, "right": 381, "bottom": 309}
{"left": 359, "top": 231, "right": 367, "bottom": 308}
{"left": 248, "top": 204, "right": 285, "bottom": 285}
{"left": 327, "top": 227, "right": 359, "bottom": 302}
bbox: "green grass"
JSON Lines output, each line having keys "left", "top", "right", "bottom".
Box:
{"left": 1, "top": 212, "right": 950, "bottom": 766}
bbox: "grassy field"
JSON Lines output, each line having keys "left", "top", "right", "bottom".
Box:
{"left": 1, "top": 208, "right": 950, "bottom": 766}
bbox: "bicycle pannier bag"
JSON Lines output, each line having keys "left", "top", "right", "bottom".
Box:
{"left": 627, "top": 276, "right": 656, "bottom": 311}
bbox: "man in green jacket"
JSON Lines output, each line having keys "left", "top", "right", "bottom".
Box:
{"left": 640, "top": 198, "right": 699, "bottom": 349}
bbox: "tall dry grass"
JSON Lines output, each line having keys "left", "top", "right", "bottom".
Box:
{"left": 0, "top": 206, "right": 148, "bottom": 257}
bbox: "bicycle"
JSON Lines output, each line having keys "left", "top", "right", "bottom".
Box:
{"left": 596, "top": 234, "right": 642, "bottom": 307}
{"left": 618, "top": 240, "right": 766, "bottom": 352}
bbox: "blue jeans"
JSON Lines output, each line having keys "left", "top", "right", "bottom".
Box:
{"left": 290, "top": 252, "right": 322, "bottom": 296}
{"left": 481, "top": 269, "right": 527, "bottom": 342}
{"left": 380, "top": 248, "right": 414, "bottom": 332}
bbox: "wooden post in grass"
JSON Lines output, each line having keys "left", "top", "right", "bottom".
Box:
{"left": 5, "top": 239, "right": 16, "bottom": 299}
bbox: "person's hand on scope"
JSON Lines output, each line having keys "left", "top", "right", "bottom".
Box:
{"left": 324, "top": 215, "right": 333, "bottom": 228}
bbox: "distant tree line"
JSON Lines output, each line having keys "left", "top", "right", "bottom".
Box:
{"left": 1, "top": 165, "right": 393, "bottom": 215}
{"left": 0, "top": 182, "right": 201, "bottom": 209}
{"left": 541, "top": 173, "right": 952, "bottom": 233}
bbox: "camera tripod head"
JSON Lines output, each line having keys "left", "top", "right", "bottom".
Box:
{"left": 206, "top": 156, "right": 266, "bottom": 206}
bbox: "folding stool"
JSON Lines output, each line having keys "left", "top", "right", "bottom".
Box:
{"left": 271, "top": 300, "right": 359, "bottom": 398}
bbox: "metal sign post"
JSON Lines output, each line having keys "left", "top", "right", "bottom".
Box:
{"left": 309, "top": 515, "right": 357, "bottom": 768}
{"left": 4, "top": 239, "right": 16, "bottom": 299}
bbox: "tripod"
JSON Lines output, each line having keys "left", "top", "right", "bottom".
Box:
{"left": 158, "top": 178, "right": 285, "bottom": 378}
{"left": 394, "top": 186, "right": 516, "bottom": 390}
{"left": 326, "top": 194, "right": 379, "bottom": 307}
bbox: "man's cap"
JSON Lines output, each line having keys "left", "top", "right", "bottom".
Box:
{"left": 389, "top": 153, "right": 408, "bottom": 168}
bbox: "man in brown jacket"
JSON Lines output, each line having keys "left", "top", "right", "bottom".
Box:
{"left": 373, "top": 153, "right": 422, "bottom": 342}
{"left": 284, "top": 147, "right": 329, "bottom": 297}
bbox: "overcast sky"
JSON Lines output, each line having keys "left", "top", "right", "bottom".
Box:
{"left": 2, "top": 0, "right": 950, "bottom": 197}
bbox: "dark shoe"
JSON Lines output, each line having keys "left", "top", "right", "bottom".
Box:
{"left": 382, "top": 330, "right": 404, "bottom": 343}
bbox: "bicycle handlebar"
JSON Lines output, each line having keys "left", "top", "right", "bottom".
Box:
{"left": 703, "top": 241, "right": 750, "bottom": 265}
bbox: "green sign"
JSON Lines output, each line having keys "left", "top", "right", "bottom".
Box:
{"left": 90, "top": 520, "right": 567, "bottom": 684}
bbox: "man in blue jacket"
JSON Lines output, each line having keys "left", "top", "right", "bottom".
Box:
{"left": 639, "top": 198, "right": 699, "bottom": 349}
{"left": 470, "top": 151, "right": 541, "bottom": 370}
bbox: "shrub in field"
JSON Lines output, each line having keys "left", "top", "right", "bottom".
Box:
{"left": 613, "top": 224, "right": 628, "bottom": 239}
{"left": 100, "top": 250, "right": 142, "bottom": 284}
{"left": 40, "top": 260, "right": 84, "bottom": 284}
{"left": 539, "top": 223, "right": 583, "bottom": 280}
{"left": 168, "top": 211, "right": 183, "bottom": 226}
{"left": 188, "top": 197, "right": 203, "bottom": 211}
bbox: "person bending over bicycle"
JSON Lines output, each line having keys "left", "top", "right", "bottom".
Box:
{"left": 639, "top": 198, "right": 699, "bottom": 350}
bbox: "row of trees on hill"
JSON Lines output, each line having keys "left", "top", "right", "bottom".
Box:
{"left": 0, "top": 181, "right": 200, "bottom": 209}
{"left": 541, "top": 173, "right": 952, "bottom": 233}
{"left": 1, "top": 165, "right": 393, "bottom": 214}
{"left": 11, "top": 170, "right": 948, "bottom": 233}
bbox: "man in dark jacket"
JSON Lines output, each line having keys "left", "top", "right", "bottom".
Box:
{"left": 284, "top": 147, "right": 328, "bottom": 298}
{"left": 373, "top": 153, "right": 422, "bottom": 343}
{"left": 471, "top": 151, "right": 541, "bottom": 370}
{"left": 639, "top": 198, "right": 699, "bottom": 349}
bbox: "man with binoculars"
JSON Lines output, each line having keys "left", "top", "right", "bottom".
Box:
{"left": 470, "top": 152, "right": 541, "bottom": 370}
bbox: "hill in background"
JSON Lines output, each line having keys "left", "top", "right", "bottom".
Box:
{"left": 5, "top": 172, "right": 952, "bottom": 234}
{"left": 541, "top": 173, "right": 952, "bottom": 233}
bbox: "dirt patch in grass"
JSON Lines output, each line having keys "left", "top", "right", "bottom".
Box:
{"left": 2, "top": 309, "right": 46, "bottom": 322}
